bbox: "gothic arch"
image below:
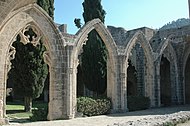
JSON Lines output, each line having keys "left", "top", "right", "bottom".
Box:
{"left": 183, "top": 44, "right": 190, "bottom": 75}
{"left": 158, "top": 42, "right": 179, "bottom": 105}
{"left": 156, "top": 34, "right": 174, "bottom": 56}
{"left": 125, "top": 31, "right": 154, "bottom": 65}
{"left": 124, "top": 31, "right": 155, "bottom": 107}
{"left": 0, "top": 0, "right": 36, "bottom": 26}
{"left": 183, "top": 43, "right": 190, "bottom": 103}
{"left": 0, "top": 3, "right": 66, "bottom": 123}
{"left": 72, "top": 19, "right": 119, "bottom": 112}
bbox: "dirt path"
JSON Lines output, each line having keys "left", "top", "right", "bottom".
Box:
{"left": 4, "top": 105, "right": 190, "bottom": 126}
{"left": 177, "top": 121, "right": 190, "bottom": 126}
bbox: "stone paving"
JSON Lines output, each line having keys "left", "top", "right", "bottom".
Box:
{"left": 177, "top": 120, "right": 190, "bottom": 126}
{"left": 3, "top": 105, "right": 190, "bottom": 126}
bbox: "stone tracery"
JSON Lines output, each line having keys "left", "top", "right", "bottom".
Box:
{"left": 19, "top": 24, "right": 41, "bottom": 46}
{"left": 0, "top": 0, "right": 189, "bottom": 125}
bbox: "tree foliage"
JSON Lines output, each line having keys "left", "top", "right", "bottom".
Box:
{"left": 80, "top": 0, "right": 107, "bottom": 95}
{"left": 37, "top": 0, "right": 54, "bottom": 19}
{"left": 82, "top": 0, "right": 106, "bottom": 23}
{"left": 9, "top": 35, "right": 48, "bottom": 99}
{"left": 74, "top": 18, "right": 82, "bottom": 29}
{"left": 7, "top": 0, "right": 53, "bottom": 112}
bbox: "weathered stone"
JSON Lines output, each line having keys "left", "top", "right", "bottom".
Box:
{"left": 0, "top": 0, "right": 190, "bottom": 125}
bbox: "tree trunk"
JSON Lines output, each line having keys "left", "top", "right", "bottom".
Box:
{"left": 24, "top": 96, "right": 32, "bottom": 112}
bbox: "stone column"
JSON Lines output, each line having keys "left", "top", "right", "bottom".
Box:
{"left": 0, "top": 46, "right": 16, "bottom": 124}
{"left": 116, "top": 55, "right": 128, "bottom": 112}
{"left": 154, "top": 58, "right": 161, "bottom": 107}
{"left": 177, "top": 59, "right": 185, "bottom": 104}
{"left": 107, "top": 55, "right": 119, "bottom": 112}
{"left": 45, "top": 51, "right": 68, "bottom": 120}
{"left": 48, "top": 65, "right": 65, "bottom": 120}
{"left": 175, "top": 44, "right": 185, "bottom": 104}
{"left": 63, "top": 45, "right": 75, "bottom": 119}
{"left": 0, "top": 63, "right": 9, "bottom": 125}
{"left": 170, "top": 62, "right": 179, "bottom": 104}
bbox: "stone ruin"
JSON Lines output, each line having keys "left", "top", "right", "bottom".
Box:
{"left": 0, "top": 0, "right": 190, "bottom": 124}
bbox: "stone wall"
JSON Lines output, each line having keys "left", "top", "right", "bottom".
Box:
{"left": 0, "top": 0, "right": 190, "bottom": 125}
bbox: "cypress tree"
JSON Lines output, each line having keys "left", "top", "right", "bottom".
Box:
{"left": 7, "top": 0, "right": 54, "bottom": 111}
{"left": 37, "top": 0, "right": 54, "bottom": 19}
{"left": 82, "top": 0, "right": 106, "bottom": 23}
{"left": 80, "top": 0, "right": 107, "bottom": 96}
{"left": 8, "top": 35, "right": 48, "bottom": 112}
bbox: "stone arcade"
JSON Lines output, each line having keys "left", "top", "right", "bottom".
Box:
{"left": 0, "top": 0, "right": 190, "bottom": 124}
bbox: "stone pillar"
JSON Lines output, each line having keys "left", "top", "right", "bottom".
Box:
{"left": 45, "top": 51, "right": 67, "bottom": 120}
{"left": 107, "top": 56, "right": 119, "bottom": 112}
{"left": 170, "top": 62, "right": 179, "bottom": 104}
{"left": 177, "top": 59, "right": 185, "bottom": 104}
{"left": 48, "top": 65, "right": 66, "bottom": 120}
{"left": 154, "top": 58, "right": 161, "bottom": 107}
{"left": 115, "top": 55, "right": 128, "bottom": 112}
{"left": 63, "top": 44, "right": 75, "bottom": 119}
{"left": 175, "top": 44, "right": 185, "bottom": 104}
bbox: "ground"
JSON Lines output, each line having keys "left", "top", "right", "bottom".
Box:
{"left": 4, "top": 105, "right": 190, "bottom": 126}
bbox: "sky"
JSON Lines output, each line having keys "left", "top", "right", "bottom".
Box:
{"left": 54, "top": 0, "right": 189, "bottom": 34}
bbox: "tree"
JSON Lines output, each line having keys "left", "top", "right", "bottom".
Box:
{"left": 82, "top": 0, "right": 106, "bottom": 23}
{"left": 80, "top": 0, "right": 107, "bottom": 96}
{"left": 74, "top": 18, "right": 82, "bottom": 28}
{"left": 8, "top": 35, "right": 48, "bottom": 112}
{"left": 37, "top": 0, "right": 54, "bottom": 19}
{"left": 7, "top": 0, "right": 53, "bottom": 112}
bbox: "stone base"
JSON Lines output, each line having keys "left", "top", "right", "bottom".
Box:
{"left": 0, "top": 118, "right": 9, "bottom": 125}
{"left": 110, "top": 108, "right": 129, "bottom": 114}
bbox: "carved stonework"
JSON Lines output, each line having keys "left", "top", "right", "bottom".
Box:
{"left": 6, "top": 45, "right": 16, "bottom": 71}
{"left": 82, "top": 34, "right": 88, "bottom": 46}
{"left": 19, "top": 24, "right": 41, "bottom": 46}
{"left": 43, "top": 51, "right": 52, "bottom": 66}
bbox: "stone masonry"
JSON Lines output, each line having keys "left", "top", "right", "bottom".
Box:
{"left": 0, "top": 0, "right": 190, "bottom": 125}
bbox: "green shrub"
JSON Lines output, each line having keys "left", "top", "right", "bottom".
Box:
{"left": 77, "top": 97, "right": 111, "bottom": 116}
{"left": 163, "top": 122, "right": 176, "bottom": 126}
{"left": 30, "top": 107, "right": 48, "bottom": 121}
{"left": 127, "top": 96, "right": 150, "bottom": 111}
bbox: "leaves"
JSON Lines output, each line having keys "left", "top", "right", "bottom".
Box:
{"left": 79, "top": 0, "right": 107, "bottom": 96}
{"left": 74, "top": 18, "right": 82, "bottom": 28}
{"left": 37, "top": 0, "right": 54, "bottom": 19}
{"left": 77, "top": 97, "right": 111, "bottom": 116}
{"left": 8, "top": 36, "right": 48, "bottom": 99}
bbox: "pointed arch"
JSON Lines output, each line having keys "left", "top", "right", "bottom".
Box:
{"left": 125, "top": 31, "right": 154, "bottom": 62}
{"left": 124, "top": 31, "right": 155, "bottom": 107}
{"left": 183, "top": 43, "right": 190, "bottom": 104}
{"left": 156, "top": 34, "right": 174, "bottom": 56}
{"left": 0, "top": 3, "right": 66, "bottom": 123}
{"left": 72, "top": 19, "right": 119, "bottom": 112}
{"left": 183, "top": 44, "right": 190, "bottom": 75}
{"left": 158, "top": 42, "right": 179, "bottom": 105}
{"left": 75, "top": 19, "right": 118, "bottom": 57}
{"left": 0, "top": 0, "right": 36, "bottom": 26}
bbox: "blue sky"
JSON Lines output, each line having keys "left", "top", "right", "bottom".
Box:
{"left": 54, "top": 0, "right": 189, "bottom": 34}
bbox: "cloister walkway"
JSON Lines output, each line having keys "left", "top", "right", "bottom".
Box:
{"left": 5, "top": 105, "right": 190, "bottom": 126}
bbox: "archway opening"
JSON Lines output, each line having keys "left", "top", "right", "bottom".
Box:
{"left": 160, "top": 56, "right": 171, "bottom": 106}
{"left": 185, "top": 54, "right": 190, "bottom": 104}
{"left": 127, "top": 43, "right": 147, "bottom": 97}
{"left": 77, "top": 30, "right": 107, "bottom": 98}
{"left": 127, "top": 42, "right": 151, "bottom": 110}
{"left": 6, "top": 27, "right": 50, "bottom": 122}
{"left": 127, "top": 60, "right": 137, "bottom": 96}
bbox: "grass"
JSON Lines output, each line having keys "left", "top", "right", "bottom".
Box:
{"left": 6, "top": 101, "right": 48, "bottom": 123}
